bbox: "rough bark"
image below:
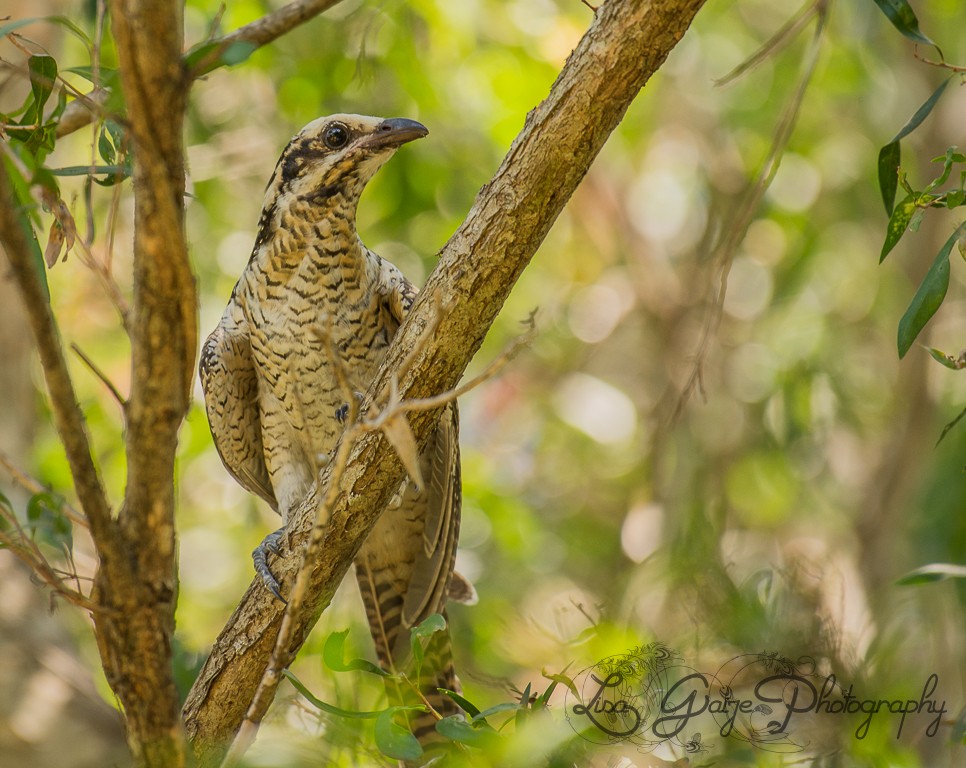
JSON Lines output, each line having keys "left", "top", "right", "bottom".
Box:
{"left": 182, "top": 1, "right": 708, "bottom": 763}
{"left": 88, "top": 1, "right": 194, "bottom": 766}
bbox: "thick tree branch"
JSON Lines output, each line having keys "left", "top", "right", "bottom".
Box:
{"left": 86, "top": 1, "right": 194, "bottom": 766}
{"left": 182, "top": 0, "right": 707, "bottom": 763}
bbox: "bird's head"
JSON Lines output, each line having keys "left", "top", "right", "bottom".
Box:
{"left": 266, "top": 113, "right": 428, "bottom": 210}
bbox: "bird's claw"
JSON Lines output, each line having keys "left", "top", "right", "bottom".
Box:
{"left": 253, "top": 527, "right": 287, "bottom": 603}
{"left": 335, "top": 391, "right": 366, "bottom": 424}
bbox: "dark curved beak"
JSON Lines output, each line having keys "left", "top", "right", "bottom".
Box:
{"left": 364, "top": 118, "right": 428, "bottom": 150}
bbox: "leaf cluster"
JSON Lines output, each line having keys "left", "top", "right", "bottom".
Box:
{"left": 286, "top": 615, "right": 571, "bottom": 764}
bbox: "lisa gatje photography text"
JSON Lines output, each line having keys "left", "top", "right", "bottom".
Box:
{"left": 566, "top": 645, "right": 951, "bottom": 757}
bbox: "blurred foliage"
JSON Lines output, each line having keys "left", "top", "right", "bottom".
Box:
{"left": 1, "top": 0, "right": 965, "bottom": 765}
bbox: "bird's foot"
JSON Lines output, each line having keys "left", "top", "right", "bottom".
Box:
{"left": 253, "top": 526, "right": 287, "bottom": 603}
{"left": 335, "top": 391, "right": 366, "bottom": 424}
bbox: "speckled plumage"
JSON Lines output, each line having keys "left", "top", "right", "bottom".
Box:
{"left": 199, "top": 115, "right": 467, "bottom": 742}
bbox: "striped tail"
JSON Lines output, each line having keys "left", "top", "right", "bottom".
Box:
{"left": 355, "top": 562, "right": 462, "bottom": 764}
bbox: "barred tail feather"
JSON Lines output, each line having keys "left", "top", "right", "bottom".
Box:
{"left": 356, "top": 563, "right": 461, "bottom": 763}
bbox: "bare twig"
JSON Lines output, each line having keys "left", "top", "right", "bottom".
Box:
{"left": 0, "top": 450, "right": 89, "bottom": 529}
{"left": 387, "top": 314, "right": 537, "bottom": 415}
{"left": 714, "top": 0, "right": 820, "bottom": 87}
{"left": 667, "top": 0, "right": 829, "bottom": 425}
{"left": 71, "top": 343, "right": 127, "bottom": 407}
{"left": 0, "top": 526, "right": 101, "bottom": 611}
{"left": 62, "top": 220, "right": 131, "bottom": 328}
{"left": 913, "top": 47, "right": 966, "bottom": 73}
{"left": 0, "top": 500, "right": 100, "bottom": 612}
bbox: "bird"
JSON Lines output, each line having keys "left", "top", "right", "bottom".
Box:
{"left": 198, "top": 114, "right": 474, "bottom": 752}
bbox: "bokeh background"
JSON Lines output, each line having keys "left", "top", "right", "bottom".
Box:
{"left": 1, "top": 0, "right": 964, "bottom": 765}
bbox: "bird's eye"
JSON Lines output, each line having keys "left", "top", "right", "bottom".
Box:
{"left": 323, "top": 123, "right": 349, "bottom": 149}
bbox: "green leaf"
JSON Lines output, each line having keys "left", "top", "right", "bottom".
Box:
{"left": 221, "top": 40, "right": 257, "bottom": 67}
{"left": 946, "top": 190, "right": 965, "bottom": 208}
{"left": 413, "top": 613, "right": 447, "bottom": 636}
{"left": 878, "top": 80, "right": 952, "bottom": 216}
{"left": 322, "top": 629, "right": 388, "bottom": 676}
{"left": 435, "top": 715, "right": 501, "bottom": 749}
{"left": 438, "top": 689, "right": 481, "bottom": 719}
{"left": 50, "top": 165, "right": 130, "bottom": 181}
{"left": 952, "top": 706, "right": 966, "bottom": 746}
{"left": 63, "top": 65, "right": 118, "bottom": 86}
{"left": 472, "top": 702, "right": 520, "bottom": 723}
{"left": 27, "top": 54, "right": 58, "bottom": 119}
{"left": 282, "top": 669, "right": 384, "bottom": 719}
{"left": 0, "top": 17, "right": 40, "bottom": 38}
{"left": 932, "top": 151, "right": 966, "bottom": 165}
{"left": 925, "top": 347, "right": 963, "bottom": 370}
{"left": 924, "top": 147, "right": 960, "bottom": 194}
{"left": 98, "top": 129, "right": 116, "bottom": 165}
{"left": 26, "top": 492, "right": 72, "bottom": 551}
{"left": 896, "top": 563, "right": 966, "bottom": 586}
{"left": 541, "top": 670, "right": 580, "bottom": 700}
{"left": 870, "top": 0, "right": 937, "bottom": 48}
{"left": 897, "top": 222, "right": 966, "bottom": 358}
{"left": 184, "top": 39, "right": 258, "bottom": 75}
{"left": 891, "top": 79, "right": 951, "bottom": 145}
{"left": 47, "top": 15, "right": 93, "bottom": 48}
{"left": 879, "top": 194, "right": 914, "bottom": 261}
{"left": 374, "top": 708, "right": 422, "bottom": 761}
{"left": 878, "top": 141, "right": 901, "bottom": 216}
{"left": 410, "top": 613, "right": 446, "bottom": 670}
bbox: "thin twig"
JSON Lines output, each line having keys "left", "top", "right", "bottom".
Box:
{"left": 375, "top": 313, "right": 537, "bottom": 418}
{"left": 714, "top": 0, "right": 819, "bottom": 87}
{"left": 667, "top": 0, "right": 829, "bottom": 425}
{"left": 0, "top": 515, "right": 100, "bottom": 612}
{"left": 71, "top": 343, "right": 127, "bottom": 407}
{"left": 0, "top": 450, "right": 89, "bottom": 529}
{"left": 913, "top": 47, "right": 966, "bottom": 73}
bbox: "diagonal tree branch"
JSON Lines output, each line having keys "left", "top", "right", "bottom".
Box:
{"left": 221, "top": 0, "right": 345, "bottom": 50}
{"left": 190, "top": 0, "right": 346, "bottom": 80}
{"left": 182, "top": 0, "right": 708, "bottom": 763}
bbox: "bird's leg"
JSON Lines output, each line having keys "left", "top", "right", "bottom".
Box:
{"left": 253, "top": 526, "right": 287, "bottom": 603}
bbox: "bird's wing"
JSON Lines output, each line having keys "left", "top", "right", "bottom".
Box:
{"left": 400, "top": 401, "right": 461, "bottom": 629}
{"left": 199, "top": 312, "right": 277, "bottom": 511}
{"left": 380, "top": 258, "right": 461, "bottom": 625}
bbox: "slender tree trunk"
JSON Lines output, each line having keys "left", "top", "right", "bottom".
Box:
{"left": 88, "top": 2, "right": 195, "bottom": 765}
